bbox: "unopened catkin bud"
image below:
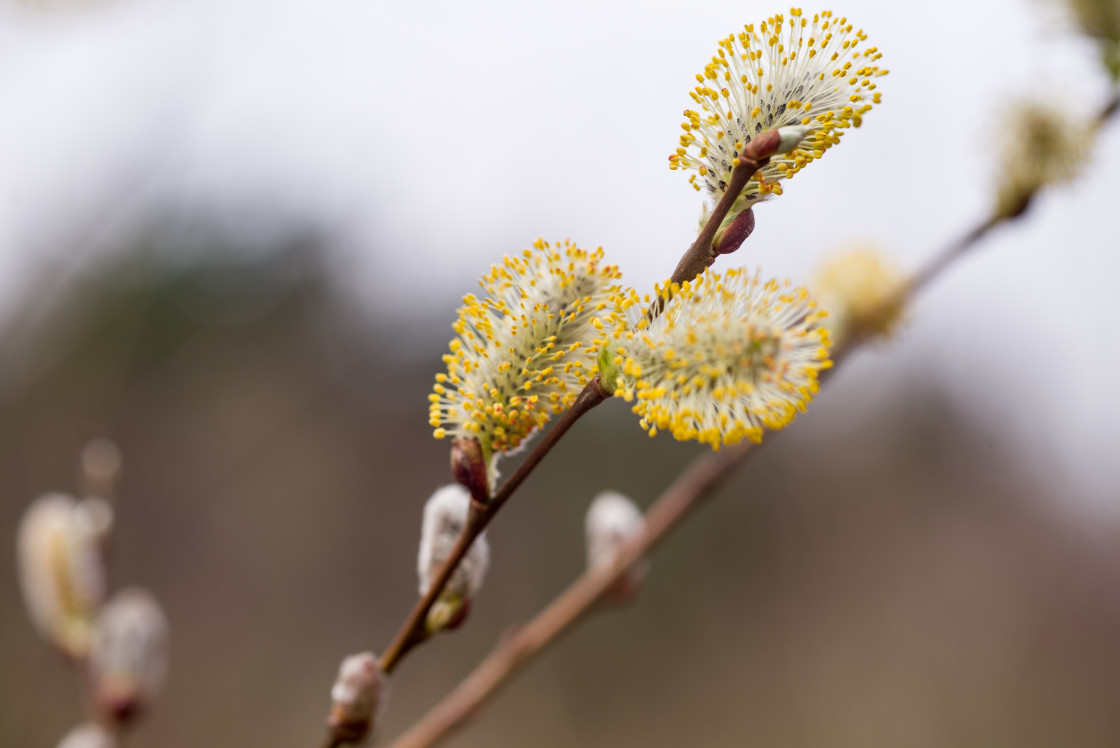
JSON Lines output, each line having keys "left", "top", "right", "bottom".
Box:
{"left": 17, "top": 493, "right": 107, "bottom": 659}
{"left": 56, "top": 723, "right": 117, "bottom": 748}
{"left": 327, "top": 651, "right": 386, "bottom": 743}
{"left": 418, "top": 485, "right": 490, "bottom": 633}
{"left": 89, "top": 588, "right": 169, "bottom": 726}
{"left": 585, "top": 491, "right": 648, "bottom": 603}
{"left": 711, "top": 207, "right": 756, "bottom": 256}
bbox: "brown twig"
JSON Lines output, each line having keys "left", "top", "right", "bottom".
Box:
{"left": 378, "top": 378, "right": 609, "bottom": 675}
{"left": 903, "top": 216, "right": 999, "bottom": 302}
{"left": 668, "top": 128, "right": 782, "bottom": 286}
{"left": 370, "top": 129, "right": 790, "bottom": 682}
{"left": 1098, "top": 87, "right": 1120, "bottom": 124}
{"left": 903, "top": 85, "right": 1120, "bottom": 305}
{"left": 332, "top": 88, "right": 1120, "bottom": 748}
{"left": 381, "top": 167, "right": 1107, "bottom": 746}
{"left": 387, "top": 439, "right": 757, "bottom": 748}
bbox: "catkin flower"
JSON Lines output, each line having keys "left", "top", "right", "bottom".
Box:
{"left": 812, "top": 246, "right": 907, "bottom": 345}
{"left": 89, "top": 588, "right": 169, "bottom": 725}
{"left": 417, "top": 485, "right": 491, "bottom": 633}
{"left": 606, "top": 268, "right": 831, "bottom": 449}
{"left": 585, "top": 491, "right": 648, "bottom": 603}
{"left": 327, "top": 652, "right": 386, "bottom": 743}
{"left": 995, "top": 98, "right": 1094, "bottom": 218}
{"left": 671, "top": 8, "right": 887, "bottom": 224}
{"left": 429, "top": 239, "right": 622, "bottom": 475}
{"left": 17, "top": 493, "right": 107, "bottom": 659}
{"left": 56, "top": 724, "right": 117, "bottom": 748}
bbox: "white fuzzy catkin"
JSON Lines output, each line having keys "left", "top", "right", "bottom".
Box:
{"left": 585, "top": 491, "right": 645, "bottom": 570}
{"left": 56, "top": 723, "right": 117, "bottom": 748}
{"left": 585, "top": 491, "right": 649, "bottom": 602}
{"left": 89, "top": 587, "right": 169, "bottom": 723}
{"left": 328, "top": 651, "right": 386, "bottom": 741}
{"left": 17, "top": 493, "right": 107, "bottom": 658}
{"left": 417, "top": 485, "right": 490, "bottom": 631}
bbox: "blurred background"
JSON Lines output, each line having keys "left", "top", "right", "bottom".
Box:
{"left": 2, "top": 0, "right": 1119, "bottom": 746}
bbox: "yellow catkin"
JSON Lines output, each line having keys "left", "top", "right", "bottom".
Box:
{"left": 608, "top": 268, "right": 831, "bottom": 449}
{"left": 994, "top": 98, "right": 1094, "bottom": 219}
{"left": 812, "top": 246, "right": 908, "bottom": 344}
{"left": 430, "top": 240, "right": 622, "bottom": 463}
{"left": 672, "top": 9, "right": 887, "bottom": 219}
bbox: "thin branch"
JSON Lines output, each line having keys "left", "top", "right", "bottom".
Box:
{"left": 332, "top": 87, "right": 1120, "bottom": 748}
{"left": 668, "top": 128, "right": 782, "bottom": 286}
{"left": 379, "top": 197, "right": 1056, "bottom": 748}
{"left": 903, "top": 85, "right": 1119, "bottom": 304}
{"left": 387, "top": 439, "right": 756, "bottom": 748}
{"left": 1098, "top": 87, "right": 1120, "bottom": 124}
{"left": 903, "top": 216, "right": 999, "bottom": 301}
{"left": 370, "top": 129, "right": 791, "bottom": 682}
{"left": 378, "top": 378, "right": 609, "bottom": 675}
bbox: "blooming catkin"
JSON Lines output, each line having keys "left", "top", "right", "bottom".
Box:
{"left": 417, "top": 485, "right": 491, "bottom": 632}
{"left": 994, "top": 98, "right": 1094, "bottom": 218}
{"left": 429, "top": 239, "right": 621, "bottom": 474}
{"left": 671, "top": 8, "right": 887, "bottom": 223}
{"left": 606, "top": 268, "right": 831, "bottom": 449}
{"left": 812, "top": 246, "right": 907, "bottom": 345}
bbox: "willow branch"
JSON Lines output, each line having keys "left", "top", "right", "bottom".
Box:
{"left": 668, "top": 128, "right": 782, "bottom": 285}
{"left": 905, "top": 87, "right": 1119, "bottom": 302}
{"left": 370, "top": 130, "right": 791, "bottom": 683}
{"left": 378, "top": 378, "right": 609, "bottom": 675}
{"left": 381, "top": 190, "right": 1078, "bottom": 748}
{"left": 1098, "top": 86, "right": 1120, "bottom": 123}
{"left": 372, "top": 84, "right": 1120, "bottom": 748}
{"left": 387, "top": 436, "right": 756, "bottom": 748}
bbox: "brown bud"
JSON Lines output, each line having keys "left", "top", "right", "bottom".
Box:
{"left": 711, "top": 208, "right": 756, "bottom": 256}
{"left": 742, "top": 128, "right": 782, "bottom": 161}
{"left": 450, "top": 437, "right": 489, "bottom": 505}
